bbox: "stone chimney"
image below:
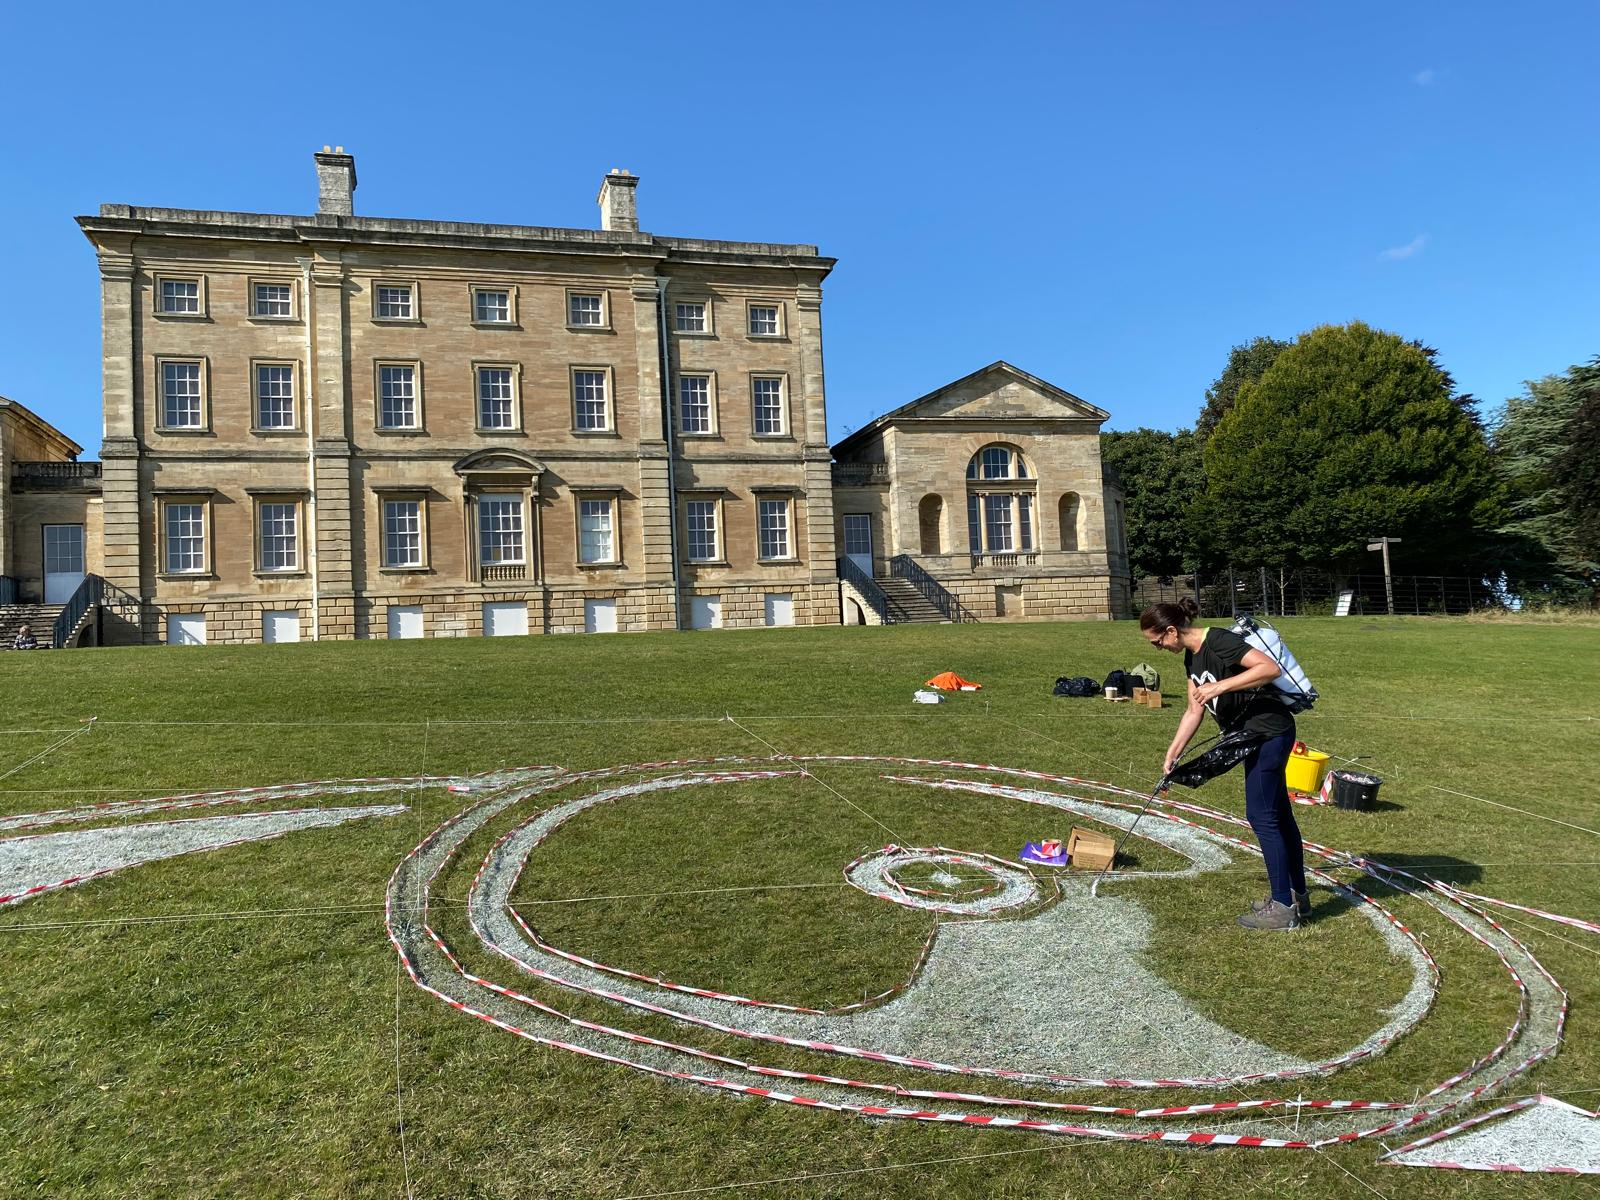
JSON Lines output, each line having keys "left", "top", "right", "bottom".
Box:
{"left": 597, "top": 168, "right": 639, "bottom": 232}
{"left": 314, "top": 146, "right": 357, "bottom": 216}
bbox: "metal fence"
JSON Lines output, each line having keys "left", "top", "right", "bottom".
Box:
{"left": 1130, "top": 568, "right": 1576, "bottom": 619}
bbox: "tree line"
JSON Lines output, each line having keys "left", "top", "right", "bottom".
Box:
{"left": 1101, "top": 322, "right": 1599, "bottom": 602}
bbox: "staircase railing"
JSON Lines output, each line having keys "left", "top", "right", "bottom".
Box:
{"left": 50, "top": 575, "right": 141, "bottom": 649}
{"left": 53, "top": 576, "right": 102, "bottom": 648}
{"left": 837, "top": 557, "right": 903, "bottom": 624}
{"left": 889, "top": 554, "right": 979, "bottom": 622}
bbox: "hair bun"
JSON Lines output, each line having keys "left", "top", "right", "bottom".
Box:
{"left": 1179, "top": 597, "right": 1201, "bottom": 619}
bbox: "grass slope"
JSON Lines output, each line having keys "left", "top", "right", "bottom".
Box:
{"left": 0, "top": 618, "right": 1596, "bottom": 1198}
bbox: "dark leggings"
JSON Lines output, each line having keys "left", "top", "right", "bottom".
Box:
{"left": 1243, "top": 733, "right": 1308, "bottom": 906}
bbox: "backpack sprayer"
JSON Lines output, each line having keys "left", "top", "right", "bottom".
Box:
{"left": 1088, "top": 613, "right": 1317, "bottom": 898}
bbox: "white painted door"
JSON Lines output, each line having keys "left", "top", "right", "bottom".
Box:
{"left": 764, "top": 593, "right": 794, "bottom": 627}
{"left": 483, "top": 601, "right": 528, "bottom": 637}
{"left": 262, "top": 611, "right": 301, "bottom": 643}
{"left": 167, "top": 614, "right": 206, "bottom": 646}
{"left": 843, "top": 514, "right": 872, "bottom": 576}
{"left": 388, "top": 605, "right": 424, "bottom": 639}
{"left": 584, "top": 598, "right": 617, "bottom": 634}
{"left": 43, "top": 524, "right": 85, "bottom": 604}
{"left": 689, "top": 595, "right": 722, "bottom": 630}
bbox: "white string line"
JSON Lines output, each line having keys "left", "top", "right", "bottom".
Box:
{"left": 0, "top": 723, "right": 94, "bottom": 784}
{"left": 0, "top": 902, "right": 396, "bottom": 932}
{"left": 1421, "top": 784, "right": 1600, "bottom": 840}
{"left": 394, "top": 955, "right": 415, "bottom": 1200}
{"left": 612, "top": 1140, "right": 1107, "bottom": 1199}
{"left": 722, "top": 715, "right": 906, "bottom": 844}
{"left": 50, "top": 715, "right": 861, "bottom": 730}
{"left": 511, "top": 882, "right": 848, "bottom": 907}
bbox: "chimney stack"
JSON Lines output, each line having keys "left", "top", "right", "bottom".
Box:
{"left": 314, "top": 146, "right": 357, "bottom": 216}
{"left": 597, "top": 168, "right": 639, "bottom": 232}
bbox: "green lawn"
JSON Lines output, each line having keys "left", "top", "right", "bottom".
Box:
{"left": 1, "top": 617, "right": 1597, "bottom": 1198}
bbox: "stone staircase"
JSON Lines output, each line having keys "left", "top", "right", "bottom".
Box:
{"left": 0, "top": 604, "right": 63, "bottom": 650}
{"left": 876, "top": 577, "right": 950, "bottom": 623}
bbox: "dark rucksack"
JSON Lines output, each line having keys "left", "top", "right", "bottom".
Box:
{"left": 1102, "top": 669, "right": 1136, "bottom": 696}
{"left": 1053, "top": 676, "right": 1099, "bottom": 698}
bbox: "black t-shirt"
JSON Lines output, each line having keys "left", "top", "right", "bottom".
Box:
{"left": 1185, "top": 627, "right": 1295, "bottom": 739}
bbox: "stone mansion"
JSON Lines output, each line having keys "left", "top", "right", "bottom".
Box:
{"left": 0, "top": 151, "right": 1128, "bottom": 646}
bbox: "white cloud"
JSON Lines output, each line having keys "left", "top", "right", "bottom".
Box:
{"left": 1379, "top": 234, "right": 1429, "bottom": 261}
{"left": 1413, "top": 68, "right": 1437, "bottom": 86}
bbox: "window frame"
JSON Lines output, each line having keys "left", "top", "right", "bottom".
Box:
{"left": 371, "top": 280, "right": 420, "bottom": 323}
{"left": 565, "top": 289, "right": 610, "bottom": 331}
{"left": 682, "top": 495, "right": 723, "bottom": 564}
{"left": 154, "top": 274, "right": 207, "bottom": 319}
{"left": 157, "top": 495, "right": 211, "bottom": 577}
{"left": 673, "top": 299, "right": 713, "bottom": 336}
{"left": 155, "top": 357, "right": 209, "bottom": 433}
{"left": 756, "top": 496, "right": 795, "bottom": 562}
{"left": 374, "top": 360, "right": 425, "bottom": 433}
{"left": 575, "top": 493, "right": 621, "bottom": 566}
{"left": 378, "top": 493, "right": 430, "bottom": 571}
{"left": 470, "top": 284, "right": 518, "bottom": 327}
{"left": 253, "top": 495, "right": 305, "bottom": 575}
{"left": 750, "top": 373, "right": 788, "bottom": 438}
{"left": 476, "top": 492, "right": 528, "bottom": 569}
{"left": 473, "top": 362, "right": 522, "bottom": 433}
{"left": 677, "top": 372, "right": 718, "bottom": 437}
{"left": 746, "top": 300, "right": 784, "bottom": 338}
{"left": 570, "top": 366, "right": 615, "bottom": 434}
{"left": 251, "top": 359, "right": 301, "bottom": 433}
{"left": 967, "top": 491, "right": 1037, "bottom": 555}
{"left": 967, "top": 444, "right": 1030, "bottom": 480}
{"left": 249, "top": 277, "right": 298, "bottom": 321}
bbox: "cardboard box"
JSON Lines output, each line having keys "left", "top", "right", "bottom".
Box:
{"left": 1133, "top": 687, "right": 1149, "bottom": 703}
{"left": 1144, "top": 690, "right": 1164, "bottom": 709}
{"left": 1067, "top": 826, "right": 1116, "bottom": 871}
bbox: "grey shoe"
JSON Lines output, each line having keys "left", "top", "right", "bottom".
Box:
{"left": 1237, "top": 899, "right": 1300, "bottom": 931}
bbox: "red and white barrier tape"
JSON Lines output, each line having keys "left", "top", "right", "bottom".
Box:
{"left": 372, "top": 755, "right": 1583, "bottom": 1150}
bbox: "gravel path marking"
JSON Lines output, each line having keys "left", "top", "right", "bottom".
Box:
{"left": 0, "top": 806, "right": 408, "bottom": 909}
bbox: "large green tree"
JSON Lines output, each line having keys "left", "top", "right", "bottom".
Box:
{"left": 1195, "top": 322, "right": 1502, "bottom": 570}
{"left": 1553, "top": 358, "right": 1600, "bottom": 572}
{"left": 1196, "top": 336, "right": 1290, "bottom": 441}
{"left": 1491, "top": 373, "right": 1591, "bottom": 587}
{"left": 1100, "top": 428, "right": 1203, "bottom": 577}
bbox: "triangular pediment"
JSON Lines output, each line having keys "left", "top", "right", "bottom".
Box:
{"left": 832, "top": 362, "right": 1107, "bottom": 457}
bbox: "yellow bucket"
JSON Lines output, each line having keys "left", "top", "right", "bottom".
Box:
{"left": 1284, "top": 745, "right": 1331, "bottom": 794}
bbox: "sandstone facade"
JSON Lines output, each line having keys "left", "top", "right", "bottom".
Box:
{"left": 831, "top": 362, "right": 1129, "bottom": 622}
{"left": 73, "top": 152, "right": 840, "bottom": 644}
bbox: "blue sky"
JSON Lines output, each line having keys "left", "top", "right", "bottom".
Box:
{"left": 2, "top": 2, "right": 1596, "bottom": 454}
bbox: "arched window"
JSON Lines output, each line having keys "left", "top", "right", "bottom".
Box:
{"left": 966, "top": 445, "right": 1029, "bottom": 480}
{"left": 1058, "top": 493, "right": 1081, "bottom": 552}
{"left": 965, "top": 444, "right": 1037, "bottom": 558}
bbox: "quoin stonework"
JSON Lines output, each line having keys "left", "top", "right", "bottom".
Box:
{"left": 0, "top": 150, "right": 1127, "bottom": 646}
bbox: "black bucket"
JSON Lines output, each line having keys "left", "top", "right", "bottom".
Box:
{"left": 1328, "top": 770, "right": 1382, "bottom": 811}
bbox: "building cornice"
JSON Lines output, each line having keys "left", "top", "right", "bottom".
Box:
{"left": 77, "top": 208, "right": 834, "bottom": 275}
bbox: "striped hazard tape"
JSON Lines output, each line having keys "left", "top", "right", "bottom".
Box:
{"left": 363, "top": 752, "right": 1585, "bottom": 1152}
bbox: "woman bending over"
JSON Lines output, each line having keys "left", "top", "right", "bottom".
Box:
{"left": 1140, "top": 597, "right": 1308, "bottom": 931}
